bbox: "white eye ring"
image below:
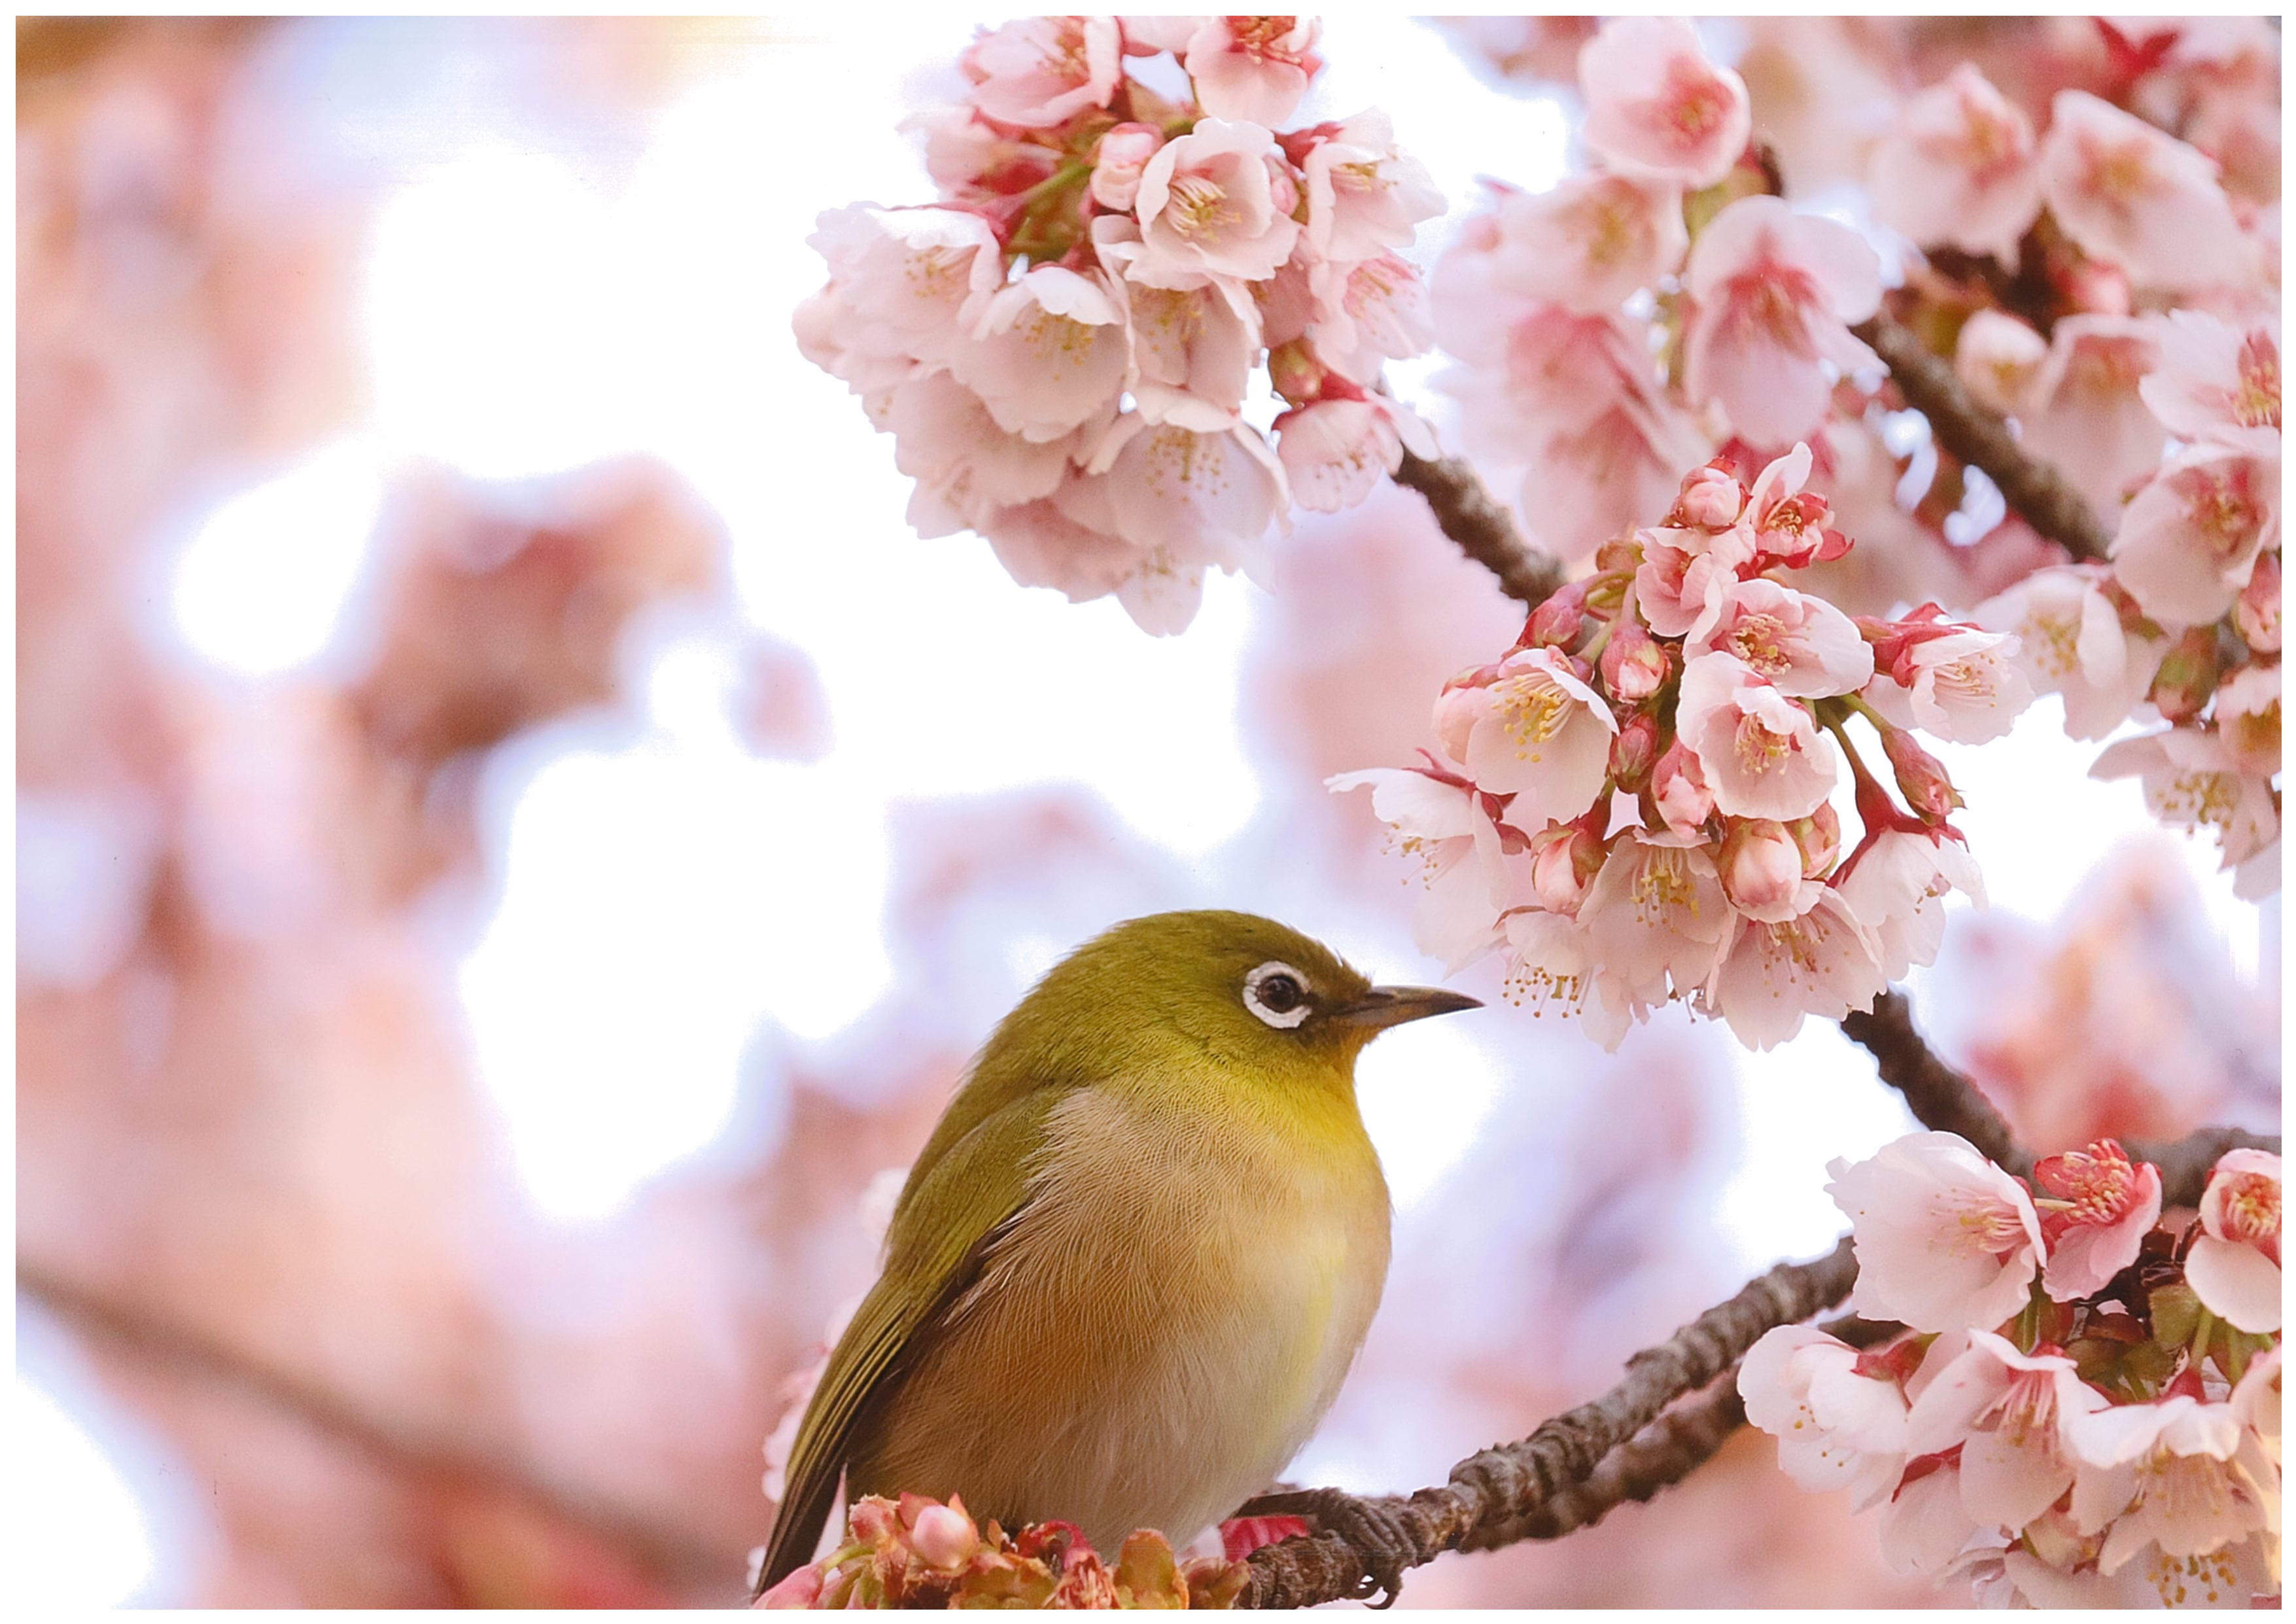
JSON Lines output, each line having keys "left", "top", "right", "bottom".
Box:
{"left": 1243, "top": 961, "right": 1313, "bottom": 1029}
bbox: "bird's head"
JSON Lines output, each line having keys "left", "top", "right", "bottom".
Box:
{"left": 994, "top": 910, "right": 1480, "bottom": 1090}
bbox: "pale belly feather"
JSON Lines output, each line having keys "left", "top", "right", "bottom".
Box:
{"left": 848, "top": 1082, "right": 1391, "bottom": 1553}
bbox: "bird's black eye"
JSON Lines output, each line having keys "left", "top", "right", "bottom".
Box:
{"left": 1243, "top": 961, "right": 1314, "bottom": 1029}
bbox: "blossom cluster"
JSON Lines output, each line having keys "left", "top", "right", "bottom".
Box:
{"left": 1333, "top": 446, "right": 2031, "bottom": 1051}
{"left": 797, "top": 15, "right": 1444, "bottom": 633}
{"left": 752, "top": 1492, "right": 1249, "bottom": 1609}
{"left": 1743, "top": 1134, "right": 2283, "bottom": 1607}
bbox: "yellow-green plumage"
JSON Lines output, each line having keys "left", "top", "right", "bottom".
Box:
{"left": 757, "top": 910, "right": 1476, "bottom": 1589}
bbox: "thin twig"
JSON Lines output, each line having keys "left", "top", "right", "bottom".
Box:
{"left": 17, "top": 1258, "right": 736, "bottom": 1588}
{"left": 1840, "top": 987, "right": 2028, "bottom": 1175}
{"left": 1852, "top": 311, "right": 2113, "bottom": 563}
{"left": 1391, "top": 449, "right": 1567, "bottom": 607}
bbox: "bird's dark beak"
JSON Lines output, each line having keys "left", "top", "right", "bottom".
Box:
{"left": 1329, "top": 983, "right": 1482, "bottom": 1031}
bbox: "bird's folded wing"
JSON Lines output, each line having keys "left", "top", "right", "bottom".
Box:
{"left": 756, "top": 1089, "right": 1055, "bottom": 1591}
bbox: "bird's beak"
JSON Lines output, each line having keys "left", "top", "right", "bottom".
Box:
{"left": 1329, "top": 984, "right": 1483, "bottom": 1031}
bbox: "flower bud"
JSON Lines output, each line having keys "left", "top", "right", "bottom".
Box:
{"left": 2148, "top": 625, "right": 2220, "bottom": 724}
{"left": 1523, "top": 582, "right": 1590, "bottom": 649}
{"left": 1599, "top": 616, "right": 1671, "bottom": 701}
{"left": 1719, "top": 818, "right": 1804, "bottom": 917}
{"left": 1593, "top": 535, "right": 1641, "bottom": 574}
{"left": 1089, "top": 122, "right": 1164, "bottom": 212}
{"left": 1788, "top": 800, "right": 1841, "bottom": 877}
{"left": 1528, "top": 821, "right": 1607, "bottom": 916}
{"left": 909, "top": 1503, "right": 980, "bottom": 1571}
{"left": 1609, "top": 711, "right": 1660, "bottom": 792}
{"left": 1266, "top": 338, "right": 1326, "bottom": 408}
{"left": 1265, "top": 154, "right": 1302, "bottom": 217}
{"left": 757, "top": 1566, "right": 825, "bottom": 1608}
{"left": 1675, "top": 463, "right": 1745, "bottom": 529}
{"left": 1878, "top": 726, "right": 1964, "bottom": 822}
{"left": 2235, "top": 552, "right": 2281, "bottom": 653}
{"left": 1651, "top": 740, "right": 1714, "bottom": 833}
{"left": 1953, "top": 309, "right": 2047, "bottom": 415}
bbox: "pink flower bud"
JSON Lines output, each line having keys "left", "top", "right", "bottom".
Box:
{"left": 909, "top": 1503, "right": 980, "bottom": 1571}
{"left": 1266, "top": 338, "right": 1327, "bottom": 407}
{"left": 1609, "top": 711, "right": 1660, "bottom": 792}
{"left": 2235, "top": 552, "right": 2281, "bottom": 652}
{"left": 1651, "top": 740, "right": 1714, "bottom": 833}
{"left": 1675, "top": 463, "right": 1746, "bottom": 529}
{"left": 1593, "top": 537, "right": 1641, "bottom": 574}
{"left": 756, "top": 1565, "right": 824, "bottom": 1609}
{"left": 2148, "top": 625, "right": 2221, "bottom": 724}
{"left": 1529, "top": 822, "right": 1607, "bottom": 915}
{"left": 1523, "top": 583, "right": 1590, "bottom": 648}
{"left": 1265, "top": 154, "right": 1302, "bottom": 217}
{"left": 1089, "top": 122, "right": 1165, "bottom": 212}
{"left": 1787, "top": 800, "right": 1841, "bottom": 877}
{"left": 1878, "top": 727, "right": 1964, "bottom": 822}
{"left": 1599, "top": 616, "right": 1672, "bottom": 701}
{"left": 1719, "top": 818, "right": 1803, "bottom": 915}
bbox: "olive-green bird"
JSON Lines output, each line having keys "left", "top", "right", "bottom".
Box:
{"left": 754, "top": 909, "right": 1478, "bottom": 1591}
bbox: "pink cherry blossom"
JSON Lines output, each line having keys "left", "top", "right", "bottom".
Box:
{"left": 1717, "top": 817, "right": 1806, "bottom": 923}
{"left": 880, "top": 372, "right": 1081, "bottom": 537}
{"left": 1183, "top": 16, "right": 1321, "bottom": 127}
{"left": 977, "top": 481, "right": 1173, "bottom": 628}
{"left": 2091, "top": 727, "right": 2280, "bottom": 896}
{"left": 1903, "top": 1330, "right": 2110, "bottom": 1534}
{"left": 1305, "top": 252, "right": 1434, "bottom": 386}
{"left": 1579, "top": 830, "right": 1732, "bottom": 1012}
{"left": 2140, "top": 309, "right": 2281, "bottom": 454}
{"left": 960, "top": 16, "right": 1122, "bottom": 130}
{"left": 1117, "top": 16, "right": 1202, "bottom": 56}
{"left": 2066, "top": 1395, "right": 2277, "bottom": 1575}
{"left": 1086, "top": 415, "right": 1287, "bottom": 566}
{"left": 1694, "top": 578, "right": 1873, "bottom": 699}
{"left": 1682, "top": 196, "right": 1883, "bottom": 448}
{"left": 1326, "top": 766, "right": 1523, "bottom": 970}
{"left": 1974, "top": 565, "right": 2167, "bottom": 741}
{"left": 1869, "top": 64, "right": 2043, "bottom": 266}
{"left": 1953, "top": 309, "right": 2049, "bottom": 416}
{"left": 1577, "top": 16, "right": 1752, "bottom": 188}
{"left": 1826, "top": 1131, "right": 2046, "bottom": 1333}
{"left": 2110, "top": 444, "right": 2280, "bottom": 626}
{"left": 1089, "top": 122, "right": 1166, "bottom": 213}
{"left": 1676, "top": 652, "right": 1839, "bottom": 821}
{"left": 803, "top": 203, "right": 1005, "bottom": 387}
{"left": 1741, "top": 443, "right": 1852, "bottom": 569}
{"left": 2215, "top": 662, "right": 2280, "bottom": 781}
{"left": 2039, "top": 90, "right": 2254, "bottom": 293}
{"left": 1875, "top": 1459, "right": 1989, "bottom": 1579}
{"left": 2029, "top": 1139, "right": 2163, "bottom": 1301}
{"left": 1432, "top": 646, "right": 1617, "bottom": 825}
{"left": 948, "top": 265, "right": 1132, "bottom": 443}
{"left": 2185, "top": 1147, "right": 2282, "bottom": 1334}
{"left": 1274, "top": 395, "right": 1435, "bottom": 514}
{"left": 1525, "top": 819, "right": 1607, "bottom": 918}
{"left": 1739, "top": 1325, "right": 1910, "bottom": 1508}
{"left": 1633, "top": 521, "right": 1758, "bottom": 645}
{"left": 2006, "top": 314, "right": 2167, "bottom": 523}
{"left": 1704, "top": 887, "right": 1886, "bottom": 1050}
{"left": 1501, "top": 908, "right": 1633, "bottom": 1050}
{"left": 1130, "top": 118, "right": 1300, "bottom": 289}
{"left": 1092, "top": 217, "right": 1259, "bottom": 430}
{"left": 1294, "top": 110, "right": 1444, "bottom": 263}
{"left": 1650, "top": 739, "right": 1715, "bottom": 834}
{"left": 1835, "top": 828, "right": 1984, "bottom": 982}
{"left": 2235, "top": 551, "right": 2282, "bottom": 652}
{"left": 1487, "top": 172, "right": 1688, "bottom": 314}
{"left": 1863, "top": 623, "right": 2033, "bottom": 745}
{"left": 901, "top": 102, "right": 1059, "bottom": 201}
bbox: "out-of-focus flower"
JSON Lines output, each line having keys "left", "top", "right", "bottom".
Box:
{"left": 1577, "top": 16, "right": 1751, "bottom": 187}
{"left": 1274, "top": 393, "right": 1435, "bottom": 514}
{"left": 1682, "top": 196, "right": 1883, "bottom": 448}
{"left": 1869, "top": 63, "right": 2042, "bottom": 266}
{"left": 2029, "top": 1139, "right": 2162, "bottom": 1300}
{"left": 2039, "top": 89, "right": 2254, "bottom": 293}
{"left": 2140, "top": 309, "right": 2281, "bottom": 455}
{"left": 1974, "top": 565, "right": 2168, "bottom": 742}
{"left": 959, "top": 16, "right": 1122, "bottom": 130}
{"left": 2011, "top": 315, "right": 2165, "bottom": 525}
{"left": 1739, "top": 1325, "right": 1909, "bottom": 1507}
{"left": 1486, "top": 172, "right": 1688, "bottom": 314}
{"left": 2185, "top": 1148, "right": 2282, "bottom": 1334}
{"left": 1827, "top": 1132, "right": 2046, "bottom": 1333}
{"left": 2091, "top": 727, "right": 2279, "bottom": 897}
{"left": 1183, "top": 15, "right": 1321, "bottom": 127}
{"left": 1953, "top": 309, "right": 2049, "bottom": 416}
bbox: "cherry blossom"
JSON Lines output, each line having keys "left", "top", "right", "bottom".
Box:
{"left": 1432, "top": 645, "right": 1617, "bottom": 824}
{"left": 1576, "top": 16, "right": 1750, "bottom": 188}
{"left": 948, "top": 265, "right": 1131, "bottom": 442}
{"left": 2066, "top": 1395, "right": 2278, "bottom": 1575}
{"left": 1693, "top": 578, "right": 1873, "bottom": 699}
{"left": 1088, "top": 122, "right": 1165, "bottom": 213}
{"left": 1304, "top": 251, "right": 1434, "bottom": 386}
{"left": 1681, "top": 196, "right": 1882, "bottom": 448}
{"left": 1087, "top": 416, "right": 1287, "bottom": 565}
{"left": 1091, "top": 219, "right": 1259, "bottom": 429}
{"left": 1501, "top": 908, "right": 1631, "bottom": 1050}
{"left": 1578, "top": 830, "right": 1733, "bottom": 1017}
{"left": 1834, "top": 828, "right": 1983, "bottom": 983}
{"left": 1131, "top": 118, "right": 1301, "bottom": 288}
{"left": 1326, "top": 765, "right": 1523, "bottom": 970}
{"left": 2215, "top": 663, "right": 2280, "bottom": 781}
{"left": 1634, "top": 520, "right": 1758, "bottom": 643}
{"left": 2011, "top": 314, "right": 2166, "bottom": 521}
{"left": 881, "top": 372, "right": 1079, "bottom": 537}
{"left": 1675, "top": 652, "right": 1839, "bottom": 821}
{"left": 1904, "top": 1330, "right": 2110, "bottom": 1533}
{"left": 1826, "top": 1132, "right": 2046, "bottom": 1333}
{"left": 1974, "top": 565, "right": 2167, "bottom": 741}
{"left": 1953, "top": 309, "right": 2048, "bottom": 416}
{"left": 2028, "top": 1139, "right": 2163, "bottom": 1301}
{"left": 2140, "top": 309, "right": 2282, "bottom": 454}
{"left": 2185, "top": 1148, "right": 2282, "bottom": 1334}
{"left": 2038, "top": 89, "right": 2254, "bottom": 293}
{"left": 1862, "top": 618, "right": 2033, "bottom": 746}
{"left": 1293, "top": 110, "right": 1445, "bottom": 263}
{"left": 1739, "top": 1325, "right": 1909, "bottom": 1507}
{"left": 2091, "top": 726, "right": 2280, "bottom": 897}
{"left": 1183, "top": 16, "right": 1321, "bottom": 127}
{"left": 1274, "top": 393, "right": 1435, "bottom": 514}
{"left": 803, "top": 204, "right": 1003, "bottom": 387}
{"left": 1704, "top": 887, "right": 1886, "bottom": 1050}
{"left": 2110, "top": 443, "right": 2280, "bottom": 626}
{"left": 1716, "top": 817, "right": 1805, "bottom": 923}
{"left": 1868, "top": 64, "right": 2042, "bottom": 267}
{"left": 958, "top": 16, "right": 1122, "bottom": 130}
{"left": 1486, "top": 172, "right": 1688, "bottom": 314}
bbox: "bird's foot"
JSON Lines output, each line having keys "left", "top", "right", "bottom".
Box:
{"left": 1230, "top": 1486, "right": 1416, "bottom": 1609}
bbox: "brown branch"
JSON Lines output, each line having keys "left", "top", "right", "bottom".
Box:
{"left": 1391, "top": 448, "right": 1566, "bottom": 607}
{"left": 2132, "top": 1125, "right": 2282, "bottom": 1209}
{"left": 16, "top": 1257, "right": 735, "bottom": 1589}
{"left": 1240, "top": 1237, "right": 1857, "bottom": 1607}
{"left": 1839, "top": 987, "right": 2028, "bottom": 1175}
{"left": 1852, "top": 310, "right": 2113, "bottom": 564}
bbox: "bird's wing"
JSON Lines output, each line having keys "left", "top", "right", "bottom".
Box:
{"left": 756, "top": 1088, "right": 1056, "bottom": 1593}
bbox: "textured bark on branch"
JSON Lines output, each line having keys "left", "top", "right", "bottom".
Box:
{"left": 1840, "top": 987, "right": 2028, "bottom": 1174}
{"left": 1391, "top": 449, "right": 1566, "bottom": 608}
{"left": 1240, "top": 1237, "right": 1858, "bottom": 1607}
{"left": 1851, "top": 310, "right": 2113, "bottom": 565}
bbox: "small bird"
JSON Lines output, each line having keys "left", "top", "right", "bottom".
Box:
{"left": 756, "top": 909, "right": 1479, "bottom": 1591}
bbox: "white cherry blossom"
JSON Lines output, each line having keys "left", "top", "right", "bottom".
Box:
{"left": 1693, "top": 578, "right": 1873, "bottom": 699}
{"left": 1904, "top": 1330, "right": 2110, "bottom": 1532}
{"left": 1432, "top": 646, "right": 1618, "bottom": 826}
{"left": 1834, "top": 829, "right": 1985, "bottom": 983}
{"left": 1974, "top": 565, "right": 2166, "bottom": 741}
{"left": 1676, "top": 652, "right": 1839, "bottom": 821}
{"left": 2185, "top": 1148, "right": 2282, "bottom": 1334}
{"left": 1327, "top": 767, "right": 1525, "bottom": 971}
{"left": 1827, "top": 1132, "right": 2046, "bottom": 1333}
{"left": 1704, "top": 886, "right": 1886, "bottom": 1050}
{"left": 1739, "top": 1325, "right": 1909, "bottom": 1508}
{"left": 1296, "top": 109, "right": 1444, "bottom": 263}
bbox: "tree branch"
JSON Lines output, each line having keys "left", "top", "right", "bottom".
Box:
{"left": 16, "top": 1257, "right": 735, "bottom": 1589}
{"left": 1851, "top": 310, "right": 2113, "bottom": 564}
{"left": 2133, "top": 1125, "right": 2282, "bottom": 1209}
{"left": 1839, "top": 987, "right": 2028, "bottom": 1175}
{"left": 1391, "top": 449, "right": 1567, "bottom": 607}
